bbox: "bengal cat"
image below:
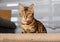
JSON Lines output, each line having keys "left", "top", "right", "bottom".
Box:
{"left": 20, "top": 4, "right": 47, "bottom": 33}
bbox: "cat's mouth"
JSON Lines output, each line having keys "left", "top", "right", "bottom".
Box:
{"left": 23, "top": 21, "right": 27, "bottom": 24}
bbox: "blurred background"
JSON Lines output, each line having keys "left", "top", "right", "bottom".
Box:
{"left": 0, "top": 0, "right": 60, "bottom": 33}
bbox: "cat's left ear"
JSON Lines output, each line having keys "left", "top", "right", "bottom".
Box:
{"left": 19, "top": 3, "right": 24, "bottom": 11}
{"left": 29, "top": 4, "right": 34, "bottom": 8}
{"left": 29, "top": 4, "right": 34, "bottom": 12}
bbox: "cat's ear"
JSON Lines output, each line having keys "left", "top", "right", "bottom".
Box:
{"left": 29, "top": 4, "right": 34, "bottom": 12}
{"left": 29, "top": 4, "right": 34, "bottom": 8}
{"left": 19, "top": 3, "right": 24, "bottom": 11}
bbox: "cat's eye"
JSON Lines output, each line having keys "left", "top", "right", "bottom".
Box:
{"left": 28, "top": 13, "right": 30, "bottom": 15}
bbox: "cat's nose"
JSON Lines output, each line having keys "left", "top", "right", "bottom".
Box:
{"left": 25, "top": 16, "right": 27, "bottom": 19}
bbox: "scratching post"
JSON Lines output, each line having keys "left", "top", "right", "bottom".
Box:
{"left": 0, "top": 33, "right": 60, "bottom": 42}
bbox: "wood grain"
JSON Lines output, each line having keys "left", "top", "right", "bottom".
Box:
{"left": 0, "top": 33, "right": 60, "bottom": 42}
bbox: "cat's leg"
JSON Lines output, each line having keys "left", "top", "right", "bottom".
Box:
{"left": 43, "top": 27, "right": 47, "bottom": 33}
{"left": 42, "top": 26, "right": 47, "bottom": 33}
{"left": 38, "top": 26, "right": 47, "bottom": 33}
{"left": 37, "top": 21, "right": 47, "bottom": 33}
{"left": 21, "top": 28, "right": 26, "bottom": 33}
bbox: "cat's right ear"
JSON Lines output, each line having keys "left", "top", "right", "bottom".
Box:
{"left": 19, "top": 3, "right": 24, "bottom": 11}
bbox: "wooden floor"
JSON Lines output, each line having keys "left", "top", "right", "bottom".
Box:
{"left": 0, "top": 33, "right": 60, "bottom": 42}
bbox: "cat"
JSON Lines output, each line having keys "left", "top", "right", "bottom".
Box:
{"left": 20, "top": 4, "right": 47, "bottom": 33}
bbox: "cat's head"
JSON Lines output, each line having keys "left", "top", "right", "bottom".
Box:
{"left": 20, "top": 4, "right": 34, "bottom": 24}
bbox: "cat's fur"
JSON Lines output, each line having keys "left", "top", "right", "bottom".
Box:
{"left": 20, "top": 4, "right": 47, "bottom": 33}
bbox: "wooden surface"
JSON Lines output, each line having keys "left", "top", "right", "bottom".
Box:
{"left": 0, "top": 33, "right": 60, "bottom": 42}
{"left": 0, "top": 10, "right": 11, "bottom": 20}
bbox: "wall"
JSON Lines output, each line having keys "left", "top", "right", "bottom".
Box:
{"left": 0, "top": 0, "right": 60, "bottom": 33}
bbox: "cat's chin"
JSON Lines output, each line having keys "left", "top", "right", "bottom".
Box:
{"left": 23, "top": 22, "right": 27, "bottom": 24}
{"left": 22, "top": 22, "right": 27, "bottom": 24}
{"left": 21, "top": 22, "right": 31, "bottom": 25}
{"left": 21, "top": 20, "right": 33, "bottom": 25}
{"left": 21, "top": 21, "right": 27, "bottom": 24}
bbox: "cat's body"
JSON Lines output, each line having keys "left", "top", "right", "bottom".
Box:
{"left": 20, "top": 4, "right": 47, "bottom": 33}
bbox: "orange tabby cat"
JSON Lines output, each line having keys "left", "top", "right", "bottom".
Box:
{"left": 20, "top": 4, "right": 47, "bottom": 33}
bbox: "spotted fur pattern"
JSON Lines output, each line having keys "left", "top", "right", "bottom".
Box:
{"left": 20, "top": 4, "right": 47, "bottom": 33}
